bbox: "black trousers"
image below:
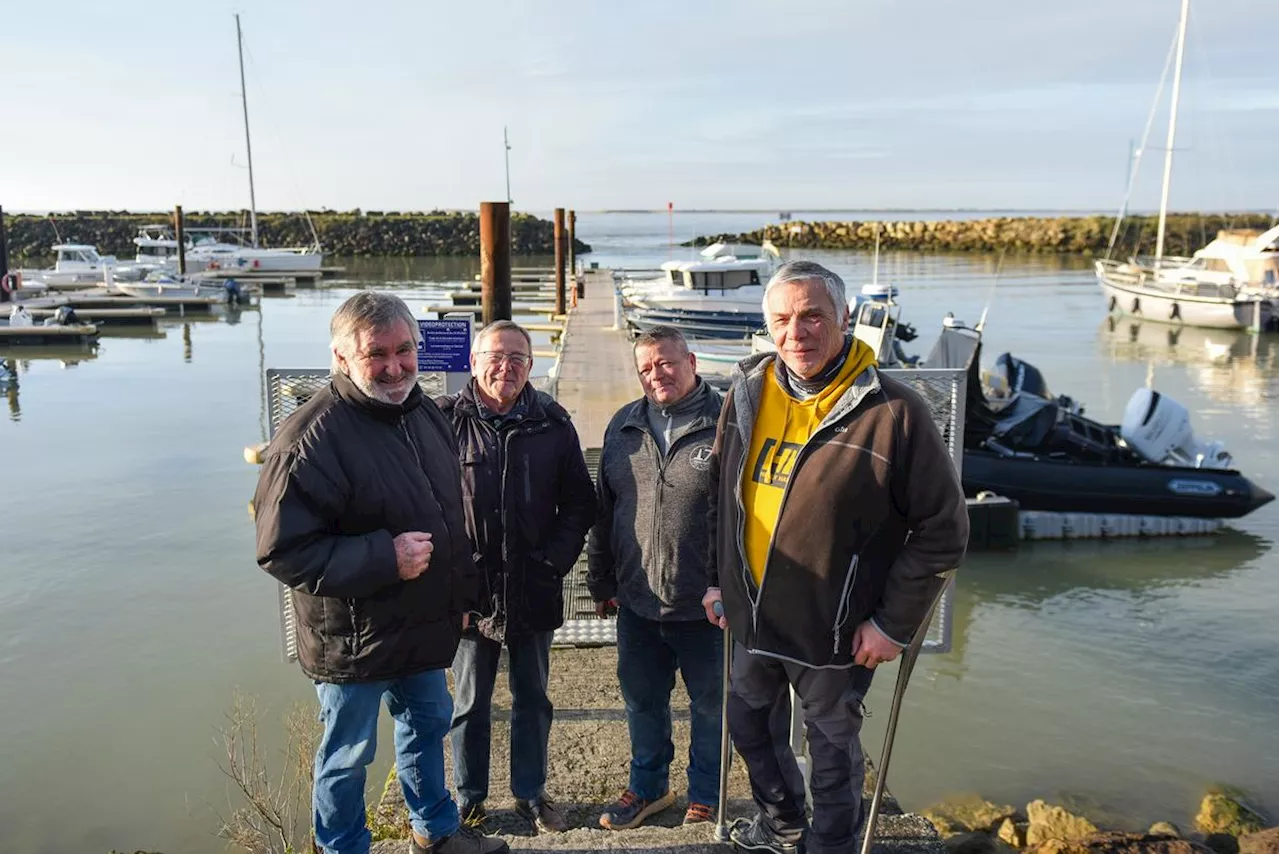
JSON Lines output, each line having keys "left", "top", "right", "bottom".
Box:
{"left": 728, "top": 644, "right": 875, "bottom": 854}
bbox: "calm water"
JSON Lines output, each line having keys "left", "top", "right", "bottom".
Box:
{"left": 0, "top": 211, "right": 1275, "bottom": 853}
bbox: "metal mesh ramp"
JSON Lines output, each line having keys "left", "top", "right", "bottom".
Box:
{"left": 264, "top": 366, "right": 965, "bottom": 659}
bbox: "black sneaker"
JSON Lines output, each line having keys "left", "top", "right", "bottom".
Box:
{"left": 598, "top": 788, "right": 676, "bottom": 830}
{"left": 459, "top": 802, "right": 488, "bottom": 830}
{"left": 514, "top": 795, "right": 569, "bottom": 833}
{"left": 410, "top": 824, "right": 509, "bottom": 854}
{"left": 729, "top": 815, "right": 803, "bottom": 854}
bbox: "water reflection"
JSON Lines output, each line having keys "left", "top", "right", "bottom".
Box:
{"left": 938, "top": 532, "right": 1269, "bottom": 674}
{"left": 1097, "top": 317, "right": 1279, "bottom": 411}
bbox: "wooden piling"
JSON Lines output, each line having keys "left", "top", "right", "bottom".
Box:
{"left": 174, "top": 205, "right": 187, "bottom": 276}
{"left": 569, "top": 210, "right": 582, "bottom": 298}
{"left": 554, "top": 208, "right": 566, "bottom": 315}
{"left": 479, "top": 201, "right": 512, "bottom": 325}
{"left": 0, "top": 205, "right": 10, "bottom": 293}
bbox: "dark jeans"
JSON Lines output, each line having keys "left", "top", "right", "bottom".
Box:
{"left": 728, "top": 644, "right": 875, "bottom": 854}
{"left": 449, "top": 630, "right": 554, "bottom": 806}
{"left": 616, "top": 605, "right": 724, "bottom": 806}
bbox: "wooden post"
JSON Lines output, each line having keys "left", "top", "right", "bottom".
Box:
{"left": 569, "top": 210, "right": 582, "bottom": 298}
{"left": 480, "top": 201, "right": 512, "bottom": 325}
{"left": 554, "top": 207, "right": 566, "bottom": 315}
{"left": 174, "top": 205, "right": 187, "bottom": 276}
{"left": 0, "top": 205, "right": 10, "bottom": 291}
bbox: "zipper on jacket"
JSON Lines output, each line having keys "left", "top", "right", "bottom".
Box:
{"left": 830, "top": 553, "right": 861, "bottom": 656}
{"left": 398, "top": 417, "right": 423, "bottom": 467}
{"left": 737, "top": 407, "right": 856, "bottom": 644}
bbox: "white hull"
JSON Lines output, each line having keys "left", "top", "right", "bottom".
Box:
{"left": 1096, "top": 265, "right": 1275, "bottom": 331}
{"left": 113, "top": 281, "right": 227, "bottom": 299}
{"left": 197, "top": 248, "right": 323, "bottom": 273}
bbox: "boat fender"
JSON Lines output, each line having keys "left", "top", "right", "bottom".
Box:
{"left": 1131, "top": 298, "right": 1141, "bottom": 315}
{"left": 1108, "top": 295, "right": 1117, "bottom": 312}
{"left": 1170, "top": 302, "right": 1181, "bottom": 321}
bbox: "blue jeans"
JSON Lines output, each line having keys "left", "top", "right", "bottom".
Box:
{"left": 313, "top": 669, "right": 459, "bottom": 854}
{"left": 616, "top": 605, "right": 724, "bottom": 806}
{"left": 449, "top": 630, "right": 554, "bottom": 806}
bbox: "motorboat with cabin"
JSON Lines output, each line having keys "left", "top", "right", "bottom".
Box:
{"left": 16, "top": 244, "right": 118, "bottom": 288}
{"left": 621, "top": 241, "right": 781, "bottom": 338}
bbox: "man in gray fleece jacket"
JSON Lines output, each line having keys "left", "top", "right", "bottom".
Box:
{"left": 587, "top": 325, "right": 725, "bottom": 831}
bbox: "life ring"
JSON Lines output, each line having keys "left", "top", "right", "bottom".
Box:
{"left": 1131, "top": 298, "right": 1141, "bottom": 315}
{"left": 1169, "top": 302, "right": 1182, "bottom": 322}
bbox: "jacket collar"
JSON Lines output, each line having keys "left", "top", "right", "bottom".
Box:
{"left": 331, "top": 370, "right": 424, "bottom": 422}
{"left": 455, "top": 380, "right": 548, "bottom": 426}
{"left": 728, "top": 349, "right": 881, "bottom": 448}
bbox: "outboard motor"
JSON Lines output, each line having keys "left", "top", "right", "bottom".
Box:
{"left": 1121, "top": 388, "right": 1232, "bottom": 469}
{"left": 993, "top": 353, "right": 1051, "bottom": 399}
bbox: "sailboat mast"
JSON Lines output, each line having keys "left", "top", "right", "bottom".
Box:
{"left": 236, "top": 13, "right": 259, "bottom": 248}
{"left": 1154, "top": 0, "right": 1189, "bottom": 264}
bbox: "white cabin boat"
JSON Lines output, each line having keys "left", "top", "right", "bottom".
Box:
{"left": 18, "top": 244, "right": 118, "bottom": 287}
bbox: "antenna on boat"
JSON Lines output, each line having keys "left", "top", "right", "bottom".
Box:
{"left": 503, "top": 126, "right": 513, "bottom": 204}
{"left": 872, "top": 222, "right": 881, "bottom": 286}
{"left": 235, "top": 13, "right": 259, "bottom": 248}
{"left": 975, "top": 249, "right": 1007, "bottom": 334}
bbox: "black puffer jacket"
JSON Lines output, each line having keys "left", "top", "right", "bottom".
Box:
{"left": 254, "top": 372, "right": 477, "bottom": 683}
{"left": 436, "top": 382, "right": 596, "bottom": 638}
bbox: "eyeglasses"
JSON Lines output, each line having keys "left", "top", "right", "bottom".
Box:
{"left": 476, "top": 351, "right": 532, "bottom": 368}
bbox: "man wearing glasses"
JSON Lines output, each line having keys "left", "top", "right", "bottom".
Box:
{"left": 436, "top": 320, "right": 596, "bottom": 835}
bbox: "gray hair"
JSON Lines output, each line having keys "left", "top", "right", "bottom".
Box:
{"left": 632, "top": 324, "right": 689, "bottom": 356}
{"left": 474, "top": 319, "right": 532, "bottom": 353}
{"left": 761, "top": 260, "right": 847, "bottom": 317}
{"left": 329, "top": 291, "right": 420, "bottom": 373}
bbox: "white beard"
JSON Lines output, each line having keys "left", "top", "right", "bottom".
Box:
{"left": 350, "top": 370, "right": 417, "bottom": 404}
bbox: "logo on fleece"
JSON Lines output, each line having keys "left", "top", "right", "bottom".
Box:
{"left": 750, "top": 438, "right": 803, "bottom": 488}
{"left": 688, "top": 444, "right": 714, "bottom": 471}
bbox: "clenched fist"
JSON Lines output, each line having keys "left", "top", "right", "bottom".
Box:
{"left": 394, "top": 532, "right": 434, "bottom": 580}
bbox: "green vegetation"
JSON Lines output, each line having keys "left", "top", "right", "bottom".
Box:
{"left": 2, "top": 210, "right": 591, "bottom": 259}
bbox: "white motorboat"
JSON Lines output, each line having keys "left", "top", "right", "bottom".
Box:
{"left": 1094, "top": 0, "right": 1277, "bottom": 332}
{"left": 620, "top": 242, "right": 781, "bottom": 338}
{"left": 17, "top": 244, "right": 118, "bottom": 288}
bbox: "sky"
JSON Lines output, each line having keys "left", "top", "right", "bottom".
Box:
{"left": 2, "top": 0, "right": 1277, "bottom": 213}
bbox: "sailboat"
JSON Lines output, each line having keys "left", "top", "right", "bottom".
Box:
{"left": 189, "top": 15, "right": 325, "bottom": 277}
{"left": 1094, "top": 0, "right": 1277, "bottom": 332}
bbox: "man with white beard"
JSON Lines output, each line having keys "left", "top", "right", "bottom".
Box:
{"left": 254, "top": 292, "right": 508, "bottom": 854}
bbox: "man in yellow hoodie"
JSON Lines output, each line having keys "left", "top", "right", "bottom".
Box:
{"left": 702, "top": 261, "right": 968, "bottom": 854}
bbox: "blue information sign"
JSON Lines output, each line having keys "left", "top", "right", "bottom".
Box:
{"left": 417, "top": 318, "right": 472, "bottom": 373}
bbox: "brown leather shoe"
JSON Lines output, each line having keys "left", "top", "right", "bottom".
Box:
{"left": 515, "top": 795, "right": 569, "bottom": 833}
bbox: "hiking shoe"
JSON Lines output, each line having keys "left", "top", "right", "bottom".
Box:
{"left": 410, "top": 825, "right": 510, "bottom": 854}
{"left": 684, "top": 802, "right": 716, "bottom": 825}
{"left": 599, "top": 788, "right": 676, "bottom": 830}
{"left": 515, "top": 795, "right": 569, "bottom": 833}
{"left": 729, "top": 815, "right": 803, "bottom": 853}
{"left": 459, "top": 802, "right": 488, "bottom": 830}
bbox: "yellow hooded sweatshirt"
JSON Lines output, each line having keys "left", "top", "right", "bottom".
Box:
{"left": 741, "top": 339, "right": 877, "bottom": 588}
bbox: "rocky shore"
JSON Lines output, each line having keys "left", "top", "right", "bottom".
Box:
{"left": 918, "top": 791, "right": 1276, "bottom": 854}
{"left": 2, "top": 210, "right": 591, "bottom": 259}
{"left": 689, "top": 213, "right": 1277, "bottom": 256}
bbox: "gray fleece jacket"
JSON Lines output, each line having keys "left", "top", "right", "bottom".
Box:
{"left": 587, "top": 380, "right": 723, "bottom": 621}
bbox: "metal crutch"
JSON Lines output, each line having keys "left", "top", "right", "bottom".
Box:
{"left": 858, "top": 571, "right": 955, "bottom": 854}
{"left": 712, "top": 601, "right": 733, "bottom": 843}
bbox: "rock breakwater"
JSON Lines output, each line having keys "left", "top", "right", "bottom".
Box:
{"left": 690, "top": 214, "right": 1277, "bottom": 256}
{"left": 2, "top": 210, "right": 591, "bottom": 259}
